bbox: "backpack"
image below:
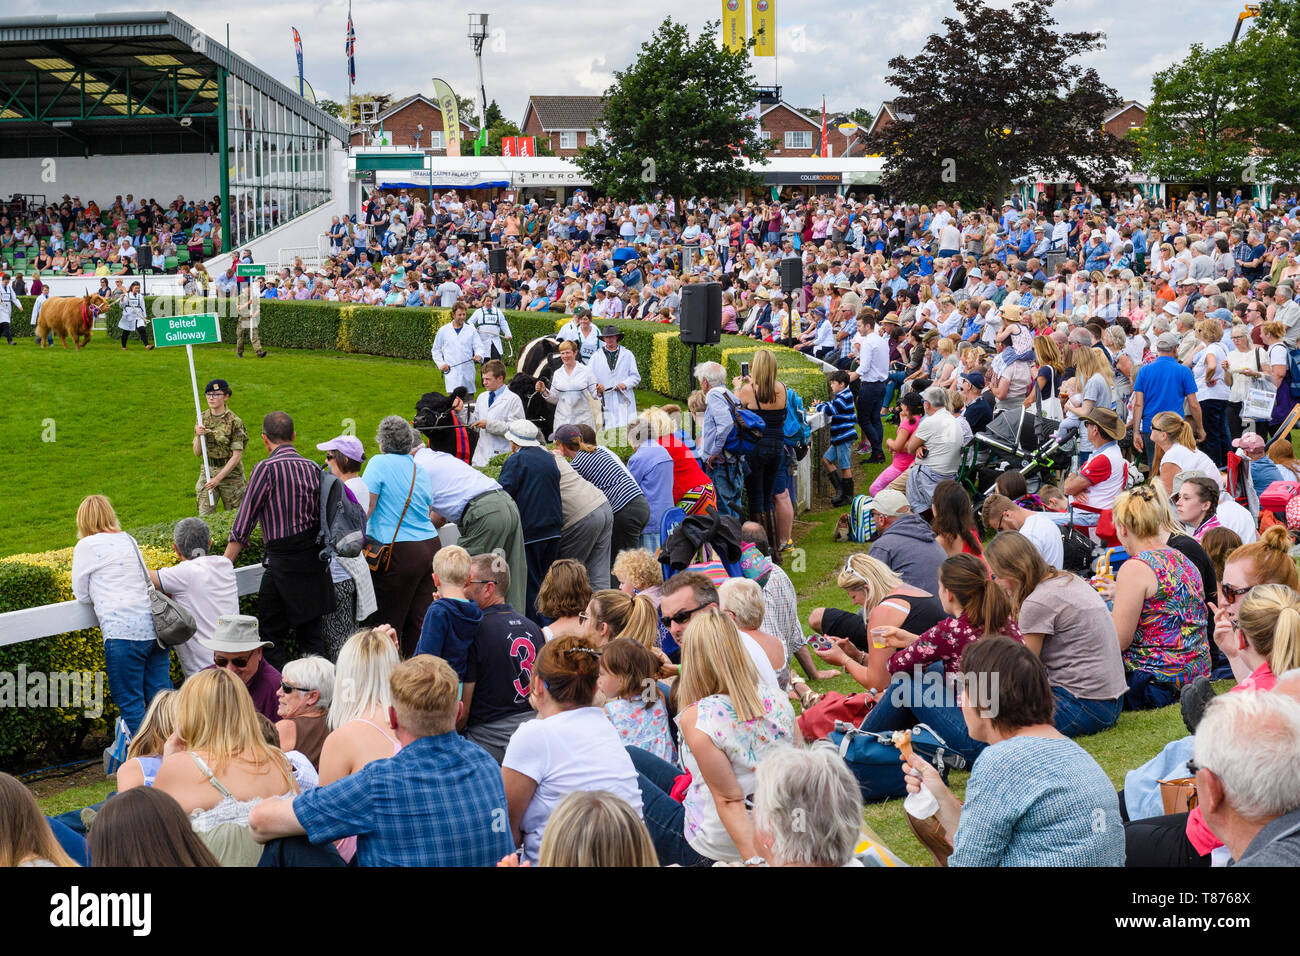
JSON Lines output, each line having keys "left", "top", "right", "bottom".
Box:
{"left": 828, "top": 719, "right": 967, "bottom": 803}
{"left": 782, "top": 386, "right": 812, "bottom": 453}
{"left": 318, "top": 468, "right": 367, "bottom": 560}
{"left": 1287, "top": 346, "right": 1300, "bottom": 400}
{"left": 722, "top": 393, "right": 764, "bottom": 457}
{"left": 848, "top": 494, "right": 877, "bottom": 543}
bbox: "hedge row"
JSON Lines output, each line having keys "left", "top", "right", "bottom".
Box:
{"left": 0, "top": 510, "right": 264, "bottom": 768}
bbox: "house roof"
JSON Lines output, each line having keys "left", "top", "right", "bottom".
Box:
{"left": 523, "top": 95, "right": 606, "bottom": 131}
{"left": 759, "top": 100, "right": 821, "bottom": 129}
{"left": 375, "top": 93, "right": 478, "bottom": 131}
{"left": 1103, "top": 100, "right": 1147, "bottom": 124}
{"left": 868, "top": 101, "right": 914, "bottom": 136}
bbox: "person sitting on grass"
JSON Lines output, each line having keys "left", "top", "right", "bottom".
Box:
{"left": 816, "top": 369, "right": 858, "bottom": 507}
{"left": 899, "top": 636, "right": 1126, "bottom": 867}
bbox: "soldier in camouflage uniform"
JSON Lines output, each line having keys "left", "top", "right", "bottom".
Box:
{"left": 236, "top": 284, "right": 267, "bottom": 358}
{"left": 195, "top": 378, "right": 249, "bottom": 515}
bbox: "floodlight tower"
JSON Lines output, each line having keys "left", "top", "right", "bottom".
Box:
{"left": 468, "top": 13, "right": 490, "bottom": 131}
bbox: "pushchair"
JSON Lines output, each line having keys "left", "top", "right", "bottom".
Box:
{"left": 957, "top": 405, "right": 1075, "bottom": 506}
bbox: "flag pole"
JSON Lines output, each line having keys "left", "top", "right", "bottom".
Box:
{"left": 347, "top": 0, "right": 354, "bottom": 128}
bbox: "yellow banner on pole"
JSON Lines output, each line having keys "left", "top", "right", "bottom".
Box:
{"left": 751, "top": 0, "right": 775, "bottom": 56}
{"left": 431, "top": 77, "right": 461, "bottom": 157}
{"left": 722, "top": 0, "right": 746, "bottom": 52}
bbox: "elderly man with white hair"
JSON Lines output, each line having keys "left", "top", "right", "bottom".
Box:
{"left": 1194, "top": 689, "right": 1300, "bottom": 866}
{"left": 694, "top": 360, "right": 745, "bottom": 519}
{"left": 903, "top": 386, "right": 964, "bottom": 516}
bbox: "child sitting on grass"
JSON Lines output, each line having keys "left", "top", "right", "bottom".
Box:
{"left": 817, "top": 369, "right": 859, "bottom": 507}
{"left": 596, "top": 638, "right": 678, "bottom": 764}
{"left": 414, "top": 545, "right": 482, "bottom": 679}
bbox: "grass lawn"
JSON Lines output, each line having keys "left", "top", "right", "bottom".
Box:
{"left": 0, "top": 334, "right": 666, "bottom": 557}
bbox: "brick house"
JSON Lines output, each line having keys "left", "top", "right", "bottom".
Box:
{"left": 348, "top": 94, "right": 478, "bottom": 153}
{"left": 757, "top": 101, "right": 856, "bottom": 158}
{"left": 1103, "top": 101, "right": 1147, "bottom": 139}
{"left": 520, "top": 96, "right": 606, "bottom": 156}
{"left": 866, "top": 101, "right": 912, "bottom": 139}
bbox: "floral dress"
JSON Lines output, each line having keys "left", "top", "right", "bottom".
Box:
{"left": 604, "top": 697, "right": 677, "bottom": 765}
{"left": 888, "top": 612, "right": 1023, "bottom": 677}
{"left": 679, "top": 688, "right": 795, "bottom": 863}
{"left": 1127, "top": 548, "right": 1210, "bottom": 686}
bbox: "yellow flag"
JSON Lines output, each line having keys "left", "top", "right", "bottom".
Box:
{"left": 722, "top": 0, "right": 746, "bottom": 52}
{"left": 751, "top": 0, "right": 775, "bottom": 56}
{"left": 431, "top": 77, "right": 461, "bottom": 157}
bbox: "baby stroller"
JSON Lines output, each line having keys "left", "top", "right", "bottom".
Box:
{"left": 958, "top": 405, "right": 1075, "bottom": 506}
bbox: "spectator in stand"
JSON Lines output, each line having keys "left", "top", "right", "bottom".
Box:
{"left": 250, "top": 654, "right": 514, "bottom": 867}
{"left": 694, "top": 361, "right": 744, "bottom": 519}
{"left": 904, "top": 387, "right": 964, "bottom": 517}
{"left": 70, "top": 494, "right": 168, "bottom": 737}
{"left": 274, "top": 656, "right": 334, "bottom": 772}
{"left": 979, "top": 494, "right": 1063, "bottom": 569}
{"left": 985, "top": 532, "right": 1126, "bottom": 736}
{"left": 1131, "top": 331, "right": 1204, "bottom": 467}
{"left": 627, "top": 416, "right": 675, "bottom": 550}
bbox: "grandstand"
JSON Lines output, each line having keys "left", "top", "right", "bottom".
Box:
{"left": 0, "top": 12, "right": 351, "bottom": 292}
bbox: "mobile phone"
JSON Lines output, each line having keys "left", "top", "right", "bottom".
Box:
{"left": 812, "top": 636, "right": 834, "bottom": 651}
{"left": 741, "top": 361, "right": 750, "bottom": 377}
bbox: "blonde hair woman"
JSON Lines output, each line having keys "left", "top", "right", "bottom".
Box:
{"left": 117, "top": 689, "right": 179, "bottom": 791}
{"left": 0, "top": 773, "right": 78, "bottom": 867}
{"left": 154, "top": 668, "right": 298, "bottom": 866}
{"left": 318, "top": 627, "right": 402, "bottom": 786}
{"left": 630, "top": 608, "right": 796, "bottom": 866}
{"left": 533, "top": 790, "right": 659, "bottom": 867}
{"left": 1030, "top": 335, "right": 1065, "bottom": 418}
{"left": 70, "top": 494, "right": 170, "bottom": 737}
{"left": 584, "top": 588, "right": 659, "bottom": 649}
{"left": 809, "top": 553, "right": 947, "bottom": 697}
{"left": 1149, "top": 411, "right": 1220, "bottom": 494}
{"left": 1225, "top": 584, "right": 1300, "bottom": 689}
{"left": 735, "top": 349, "right": 789, "bottom": 564}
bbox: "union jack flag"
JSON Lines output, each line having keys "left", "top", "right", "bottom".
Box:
{"left": 345, "top": 14, "right": 355, "bottom": 83}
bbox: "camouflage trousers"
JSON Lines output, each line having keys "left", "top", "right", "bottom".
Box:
{"left": 198, "top": 469, "right": 246, "bottom": 515}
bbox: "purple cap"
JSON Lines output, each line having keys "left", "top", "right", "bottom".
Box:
{"left": 550, "top": 423, "right": 583, "bottom": 445}
{"left": 316, "top": 435, "right": 365, "bottom": 461}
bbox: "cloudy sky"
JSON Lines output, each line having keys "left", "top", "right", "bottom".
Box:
{"left": 7, "top": 0, "right": 1245, "bottom": 122}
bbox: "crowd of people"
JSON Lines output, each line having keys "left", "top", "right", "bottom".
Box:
{"left": 8, "top": 183, "right": 1300, "bottom": 869}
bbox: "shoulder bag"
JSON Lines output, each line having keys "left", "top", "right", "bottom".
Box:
{"left": 130, "top": 538, "right": 197, "bottom": 648}
{"left": 363, "top": 461, "right": 417, "bottom": 573}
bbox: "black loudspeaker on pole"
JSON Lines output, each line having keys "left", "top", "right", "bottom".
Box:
{"left": 679, "top": 282, "right": 723, "bottom": 346}
{"left": 780, "top": 258, "right": 803, "bottom": 295}
{"left": 489, "top": 248, "right": 508, "bottom": 275}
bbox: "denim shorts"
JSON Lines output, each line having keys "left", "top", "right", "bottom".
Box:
{"left": 773, "top": 451, "right": 794, "bottom": 496}
{"left": 823, "top": 440, "right": 852, "bottom": 470}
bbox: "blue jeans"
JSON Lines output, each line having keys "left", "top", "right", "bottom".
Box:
{"left": 1124, "top": 669, "right": 1180, "bottom": 710}
{"left": 882, "top": 368, "right": 907, "bottom": 408}
{"left": 1052, "top": 685, "right": 1122, "bottom": 737}
{"left": 707, "top": 457, "right": 746, "bottom": 520}
{"left": 625, "top": 746, "right": 709, "bottom": 867}
{"left": 103, "top": 638, "right": 173, "bottom": 737}
{"left": 1140, "top": 430, "right": 1153, "bottom": 468}
{"left": 859, "top": 663, "right": 986, "bottom": 764}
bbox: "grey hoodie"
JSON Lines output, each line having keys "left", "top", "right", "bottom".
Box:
{"left": 868, "top": 514, "right": 947, "bottom": 595}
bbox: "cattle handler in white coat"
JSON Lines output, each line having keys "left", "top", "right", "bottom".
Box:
{"left": 590, "top": 323, "right": 641, "bottom": 432}
{"left": 431, "top": 300, "right": 485, "bottom": 396}
{"left": 470, "top": 358, "right": 526, "bottom": 467}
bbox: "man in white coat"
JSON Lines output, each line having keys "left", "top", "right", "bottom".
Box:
{"left": 469, "top": 291, "right": 512, "bottom": 361}
{"left": 31, "top": 284, "right": 51, "bottom": 345}
{"left": 0, "top": 273, "right": 21, "bottom": 345}
{"left": 431, "top": 302, "right": 485, "bottom": 396}
{"left": 590, "top": 324, "right": 640, "bottom": 431}
{"left": 470, "top": 359, "right": 526, "bottom": 467}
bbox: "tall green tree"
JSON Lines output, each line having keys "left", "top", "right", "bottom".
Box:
{"left": 866, "top": 0, "right": 1130, "bottom": 205}
{"left": 576, "top": 17, "right": 766, "bottom": 202}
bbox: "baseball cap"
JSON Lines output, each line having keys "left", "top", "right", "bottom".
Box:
{"left": 551, "top": 423, "right": 583, "bottom": 445}
{"left": 868, "top": 489, "right": 910, "bottom": 517}
{"left": 1156, "top": 331, "right": 1182, "bottom": 351}
{"left": 1232, "top": 432, "right": 1266, "bottom": 453}
{"left": 316, "top": 435, "right": 366, "bottom": 461}
{"left": 962, "top": 371, "right": 986, "bottom": 390}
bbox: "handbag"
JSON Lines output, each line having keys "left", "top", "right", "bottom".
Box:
{"left": 363, "top": 461, "right": 417, "bottom": 573}
{"left": 1158, "top": 777, "right": 1199, "bottom": 815}
{"left": 796, "top": 691, "right": 876, "bottom": 741}
{"left": 130, "top": 539, "right": 197, "bottom": 648}
{"left": 1244, "top": 352, "right": 1276, "bottom": 421}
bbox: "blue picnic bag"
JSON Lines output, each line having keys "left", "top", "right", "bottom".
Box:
{"left": 828, "top": 719, "right": 968, "bottom": 803}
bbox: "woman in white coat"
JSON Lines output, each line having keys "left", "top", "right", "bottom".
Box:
{"left": 589, "top": 325, "right": 640, "bottom": 431}
{"left": 557, "top": 307, "right": 600, "bottom": 361}
{"left": 537, "top": 339, "right": 597, "bottom": 430}
{"left": 118, "top": 280, "right": 153, "bottom": 350}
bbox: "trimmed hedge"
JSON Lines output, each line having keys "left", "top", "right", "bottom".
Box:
{"left": 0, "top": 510, "right": 265, "bottom": 768}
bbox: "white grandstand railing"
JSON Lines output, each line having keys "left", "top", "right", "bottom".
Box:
{"left": 278, "top": 236, "right": 330, "bottom": 273}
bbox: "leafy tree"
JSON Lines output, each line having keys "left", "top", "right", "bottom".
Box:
{"left": 576, "top": 17, "right": 766, "bottom": 202}
{"left": 866, "top": 0, "right": 1130, "bottom": 206}
{"left": 483, "top": 99, "right": 506, "bottom": 129}
{"left": 317, "top": 98, "right": 345, "bottom": 119}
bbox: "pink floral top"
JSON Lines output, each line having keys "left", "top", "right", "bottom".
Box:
{"left": 888, "top": 611, "right": 1023, "bottom": 676}
{"left": 604, "top": 697, "right": 677, "bottom": 765}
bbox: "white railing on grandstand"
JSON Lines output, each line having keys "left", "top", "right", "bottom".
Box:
{"left": 0, "top": 565, "right": 264, "bottom": 649}
{"left": 278, "top": 236, "right": 330, "bottom": 272}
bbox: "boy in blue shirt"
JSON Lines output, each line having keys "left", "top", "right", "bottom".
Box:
{"left": 817, "top": 370, "right": 859, "bottom": 507}
{"left": 415, "top": 545, "right": 483, "bottom": 680}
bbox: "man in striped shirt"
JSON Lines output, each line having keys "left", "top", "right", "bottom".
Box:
{"left": 225, "top": 411, "right": 334, "bottom": 660}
